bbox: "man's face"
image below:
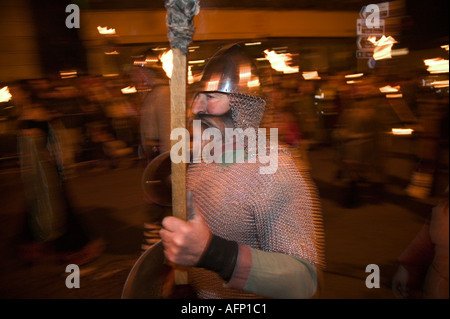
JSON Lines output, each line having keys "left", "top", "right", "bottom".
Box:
{"left": 189, "top": 92, "right": 235, "bottom": 155}
{"left": 190, "top": 92, "right": 234, "bottom": 134}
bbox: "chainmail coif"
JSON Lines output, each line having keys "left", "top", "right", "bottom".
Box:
{"left": 229, "top": 93, "right": 266, "bottom": 130}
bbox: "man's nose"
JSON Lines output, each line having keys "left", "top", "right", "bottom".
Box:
{"left": 191, "top": 94, "right": 207, "bottom": 115}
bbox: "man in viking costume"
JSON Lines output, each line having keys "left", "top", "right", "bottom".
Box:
{"left": 160, "top": 44, "right": 325, "bottom": 299}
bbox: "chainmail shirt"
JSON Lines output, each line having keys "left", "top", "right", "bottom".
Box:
{"left": 186, "top": 146, "right": 324, "bottom": 299}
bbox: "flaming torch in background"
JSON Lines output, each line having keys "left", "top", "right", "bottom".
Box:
{"left": 264, "top": 49, "right": 299, "bottom": 74}
{"left": 424, "top": 57, "right": 449, "bottom": 74}
{"left": 0, "top": 86, "right": 12, "bottom": 103}
{"left": 368, "top": 35, "right": 397, "bottom": 60}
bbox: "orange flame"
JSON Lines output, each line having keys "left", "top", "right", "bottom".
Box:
{"left": 386, "top": 93, "right": 403, "bottom": 99}
{"left": 0, "top": 86, "right": 12, "bottom": 102}
{"left": 97, "top": 26, "right": 116, "bottom": 35}
{"left": 345, "top": 73, "right": 364, "bottom": 79}
{"left": 431, "top": 80, "right": 449, "bottom": 88}
{"left": 368, "top": 35, "right": 397, "bottom": 60}
{"left": 159, "top": 50, "right": 173, "bottom": 79}
{"left": 392, "top": 128, "right": 413, "bottom": 135}
{"left": 121, "top": 86, "right": 137, "bottom": 94}
{"left": 424, "top": 58, "right": 449, "bottom": 74}
{"left": 264, "top": 50, "right": 299, "bottom": 74}
{"left": 302, "top": 71, "right": 321, "bottom": 80}
{"left": 379, "top": 85, "right": 400, "bottom": 93}
{"left": 188, "top": 66, "right": 194, "bottom": 85}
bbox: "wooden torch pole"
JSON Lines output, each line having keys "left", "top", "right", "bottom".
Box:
{"left": 165, "top": 0, "right": 199, "bottom": 286}
{"left": 170, "top": 48, "right": 188, "bottom": 285}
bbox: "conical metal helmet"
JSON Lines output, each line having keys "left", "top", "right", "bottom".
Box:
{"left": 197, "top": 43, "right": 263, "bottom": 97}
{"left": 194, "top": 43, "right": 267, "bottom": 129}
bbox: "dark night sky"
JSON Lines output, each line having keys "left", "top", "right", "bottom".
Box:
{"left": 404, "top": 0, "right": 449, "bottom": 49}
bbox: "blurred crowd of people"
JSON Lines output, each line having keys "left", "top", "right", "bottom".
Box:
{"left": 1, "top": 75, "right": 140, "bottom": 174}
{"left": 265, "top": 67, "right": 448, "bottom": 207}
{"left": 0, "top": 74, "right": 146, "bottom": 265}
{"left": 1, "top": 63, "right": 448, "bottom": 200}
{"left": 0, "top": 60, "right": 448, "bottom": 203}
{"left": 267, "top": 69, "right": 448, "bottom": 299}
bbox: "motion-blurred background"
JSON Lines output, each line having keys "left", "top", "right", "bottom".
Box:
{"left": 0, "top": 0, "right": 448, "bottom": 299}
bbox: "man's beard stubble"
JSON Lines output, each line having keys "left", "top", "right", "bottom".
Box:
{"left": 189, "top": 110, "right": 236, "bottom": 160}
{"left": 196, "top": 110, "right": 234, "bottom": 132}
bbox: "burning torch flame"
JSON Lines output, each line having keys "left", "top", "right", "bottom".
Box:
{"left": 121, "top": 86, "right": 137, "bottom": 94}
{"left": 97, "top": 26, "right": 116, "bottom": 35}
{"left": 188, "top": 66, "right": 194, "bottom": 85}
{"left": 159, "top": 50, "right": 173, "bottom": 79}
{"left": 368, "top": 35, "right": 397, "bottom": 60}
{"left": 379, "top": 85, "right": 400, "bottom": 93}
{"left": 264, "top": 50, "right": 299, "bottom": 74}
{"left": 60, "top": 70, "right": 77, "bottom": 79}
{"left": 392, "top": 128, "right": 413, "bottom": 135}
{"left": 424, "top": 58, "right": 449, "bottom": 74}
{"left": 386, "top": 93, "right": 403, "bottom": 99}
{"left": 0, "top": 86, "right": 12, "bottom": 103}
{"left": 302, "top": 71, "right": 321, "bottom": 80}
{"left": 431, "top": 80, "right": 449, "bottom": 88}
{"left": 345, "top": 73, "right": 364, "bottom": 79}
